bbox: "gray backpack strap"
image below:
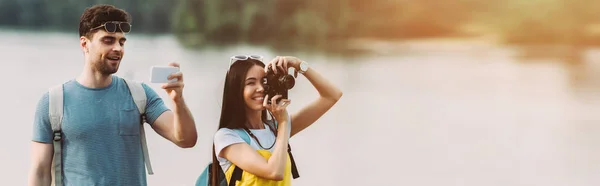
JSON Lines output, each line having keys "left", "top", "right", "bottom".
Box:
{"left": 48, "top": 84, "right": 64, "bottom": 186}
{"left": 122, "top": 78, "right": 154, "bottom": 175}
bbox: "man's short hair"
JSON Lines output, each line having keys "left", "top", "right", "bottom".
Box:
{"left": 78, "top": 4, "right": 131, "bottom": 38}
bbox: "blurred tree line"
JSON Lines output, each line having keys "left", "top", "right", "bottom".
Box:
{"left": 487, "top": 0, "right": 600, "bottom": 46}
{"left": 2, "top": 0, "right": 600, "bottom": 50}
{"left": 171, "top": 0, "right": 600, "bottom": 49}
{"left": 0, "top": 0, "right": 175, "bottom": 33}
{"left": 171, "top": 0, "right": 488, "bottom": 49}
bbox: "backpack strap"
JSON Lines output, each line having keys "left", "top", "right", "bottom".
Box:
{"left": 265, "top": 117, "right": 300, "bottom": 179}
{"left": 228, "top": 120, "right": 300, "bottom": 185}
{"left": 229, "top": 165, "right": 243, "bottom": 186}
{"left": 122, "top": 78, "right": 154, "bottom": 175}
{"left": 228, "top": 129, "right": 251, "bottom": 186}
{"left": 232, "top": 129, "right": 251, "bottom": 144}
{"left": 48, "top": 84, "right": 64, "bottom": 186}
{"left": 197, "top": 129, "right": 251, "bottom": 186}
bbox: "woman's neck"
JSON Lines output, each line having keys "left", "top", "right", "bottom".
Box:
{"left": 246, "top": 110, "right": 264, "bottom": 129}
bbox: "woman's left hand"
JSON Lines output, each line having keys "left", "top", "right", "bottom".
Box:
{"left": 265, "top": 56, "right": 302, "bottom": 77}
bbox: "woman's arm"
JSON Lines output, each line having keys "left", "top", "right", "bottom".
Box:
{"left": 220, "top": 121, "right": 289, "bottom": 180}
{"left": 267, "top": 56, "right": 343, "bottom": 137}
{"left": 219, "top": 95, "right": 292, "bottom": 180}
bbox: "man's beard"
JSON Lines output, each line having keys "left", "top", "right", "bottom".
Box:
{"left": 95, "top": 59, "right": 119, "bottom": 75}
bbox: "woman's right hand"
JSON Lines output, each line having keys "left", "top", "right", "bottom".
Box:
{"left": 263, "top": 94, "right": 291, "bottom": 125}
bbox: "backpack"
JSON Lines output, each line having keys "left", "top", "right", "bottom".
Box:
{"left": 48, "top": 77, "right": 153, "bottom": 186}
{"left": 195, "top": 120, "right": 300, "bottom": 186}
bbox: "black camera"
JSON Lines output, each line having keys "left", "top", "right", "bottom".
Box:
{"left": 263, "top": 68, "right": 295, "bottom": 104}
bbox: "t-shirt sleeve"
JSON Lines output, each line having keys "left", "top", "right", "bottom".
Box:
{"left": 142, "top": 83, "right": 170, "bottom": 125}
{"left": 32, "top": 92, "right": 52, "bottom": 143}
{"left": 214, "top": 128, "right": 246, "bottom": 158}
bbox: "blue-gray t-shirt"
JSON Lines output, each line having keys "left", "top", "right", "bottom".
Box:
{"left": 32, "top": 75, "right": 169, "bottom": 186}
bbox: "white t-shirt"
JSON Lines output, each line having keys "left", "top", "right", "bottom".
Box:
{"left": 214, "top": 121, "right": 292, "bottom": 172}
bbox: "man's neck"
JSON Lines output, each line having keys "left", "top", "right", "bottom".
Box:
{"left": 76, "top": 64, "right": 113, "bottom": 89}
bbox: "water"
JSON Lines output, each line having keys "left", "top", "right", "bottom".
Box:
{"left": 3, "top": 29, "right": 600, "bottom": 186}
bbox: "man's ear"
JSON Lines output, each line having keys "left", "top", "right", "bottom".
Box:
{"left": 80, "top": 36, "right": 89, "bottom": 53}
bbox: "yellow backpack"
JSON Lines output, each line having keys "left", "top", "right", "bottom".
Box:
{"left": 196, "top": 120, "right": 299, "bottom": 186}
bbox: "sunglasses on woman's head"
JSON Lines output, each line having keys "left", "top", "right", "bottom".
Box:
{"left": 90, "top": 21, "right": 131, "bottom": 33}
{"left": 228, "top": 55, "right": 263, "bottom": 72}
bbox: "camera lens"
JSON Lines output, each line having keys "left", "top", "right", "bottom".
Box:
{"left": 280, "top": 75, "right": 295, "bottom": 90}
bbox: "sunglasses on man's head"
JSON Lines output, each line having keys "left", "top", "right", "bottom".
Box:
{"left": 90, "top": 21, "right": 131, "bottom": 33}
{"left": 228, "top": 55, "right": 263, "bottom": 72}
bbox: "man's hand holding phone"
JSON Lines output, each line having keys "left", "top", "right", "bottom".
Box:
{"left": 151, "top": 63, "right": 185, "bottom": 102}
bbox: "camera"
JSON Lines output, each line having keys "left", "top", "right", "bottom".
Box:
{"left": 263, "top": 67, "right": 295, "bottom": 104}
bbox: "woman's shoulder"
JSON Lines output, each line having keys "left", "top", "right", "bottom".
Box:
{"left": 213, "top": 128, "right": 248, "bottom": 157}
{"left": 215, "top": 127, "right": 240, "bottom": 139}
{"left": 215, "top": 127, "right": 235, "bottom": 135}
{"left": 214, "top": 127, "right": 248, "bottom": 144}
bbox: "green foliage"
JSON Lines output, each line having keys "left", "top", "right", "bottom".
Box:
{"left": 486, "top": 0, "right": 600, "bottom": 45}
{"left": 170, "top": 0, "right": 485, "bottom": 50}
{"left": 0, "top": 0, "right": 176, "bottom": 34}
{"left": 3, "top": 0, "right": 600, "bottom": 50}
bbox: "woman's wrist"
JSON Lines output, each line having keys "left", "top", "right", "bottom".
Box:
{"left": 297, "top": 60, "right": 309, "bottom": 75}
{"left": 276, "top": 118, "right": 288, "bottom": 125}
{"left": 288, "top": 57, "right": 302, "bottom": 71}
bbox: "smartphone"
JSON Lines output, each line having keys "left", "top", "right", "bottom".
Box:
{"left": 150, "top": 66, "right": 180, "bottom": 83}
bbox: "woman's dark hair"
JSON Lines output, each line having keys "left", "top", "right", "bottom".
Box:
{"left": 211, "top": 58, "right": 267, "bottom": 185}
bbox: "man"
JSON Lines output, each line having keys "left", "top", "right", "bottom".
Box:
{"left": 27, "top": 4, "right": 197, "bottom": 186}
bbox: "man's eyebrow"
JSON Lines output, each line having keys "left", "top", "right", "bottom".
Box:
{"left": 100, "top": 35, "right": 126, "bottom": 42}
{"left": 101, "top": 35, "right": 116, "bottom": 40}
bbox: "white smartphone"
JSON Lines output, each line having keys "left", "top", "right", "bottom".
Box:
{"left": 150, "top": 66, "right": 180, "bottom": 83}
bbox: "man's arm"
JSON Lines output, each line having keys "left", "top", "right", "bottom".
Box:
{"left": 29, "top": 92, "right": 54, "bottom": 186}
{"left": 145, "top": 62, "right": 197, "bottom": 148}
{"left": 28, "top": 142, "right": 53, "bottom": 186}
{"left": 152, "top": 100, "right": 197, "bottom": 148}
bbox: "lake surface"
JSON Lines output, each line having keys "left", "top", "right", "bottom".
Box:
{"left": 3, "top": 29, "right": 600, "bottom": 186}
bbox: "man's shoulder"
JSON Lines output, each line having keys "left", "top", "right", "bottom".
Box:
{"left": 33, "top": 80, "right": 72, "bottom": 122}
{"left": 38, "top": 80, "right": 72, "bottom": 104}
{"left": 35, "top": 90, "right": 50, "bottom": 111}
{"left": 114, "top": 75, "right": 157, "bottom": 94}
{"left": 48, "top": 79, "right": 79, "bottom": 93}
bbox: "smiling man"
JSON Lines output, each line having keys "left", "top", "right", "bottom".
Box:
{"left": 27, "top": 4, "right": 198, "bottom": 186}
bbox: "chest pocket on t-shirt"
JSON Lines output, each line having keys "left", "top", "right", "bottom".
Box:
{"left": 118, "top": 107, "right": 141, "bottom": 136}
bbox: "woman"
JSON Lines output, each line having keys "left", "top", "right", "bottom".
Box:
{"left": 210, "top": 55, "right": 343, "bottom": 186}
